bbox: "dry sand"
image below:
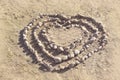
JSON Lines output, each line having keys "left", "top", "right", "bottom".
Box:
{"left": 0, "top": 0, "right": 120, "bottom": 80}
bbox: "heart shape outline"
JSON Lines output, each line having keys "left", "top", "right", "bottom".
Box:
{"left": 19, "top": 14, "right": 108, "bottom": 72}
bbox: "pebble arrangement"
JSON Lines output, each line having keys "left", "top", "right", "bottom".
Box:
{"left": 20, "top": 14, "right": 108, "bottom": 72}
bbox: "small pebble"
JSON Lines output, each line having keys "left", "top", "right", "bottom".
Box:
{"left": 68, "top": 53, "right": 75, "bottom": 58}
{"left": 82, "top": 55, "right": 88, "bottom": 61}
{"left": 68, "top": 63, "right": 74, "bottom": 68}
{"left": 36, "top": 25, "right": 40, "bottom": 29}
{"left": 39, "top": 22, "right": 43, "bottom": 26}
{"left": 54, "top": 57, "right": 62, "bottom": 63}
{"left": 98, "top": 46, "right": 103, "bottom": 50}
{"left": 90, "top": 37, "right": 96, "bottom": 41}
{"left": 53, "top": 45, "right": 57, "bottom": 49}
{"left": 41, "top": 29, "right": 46, "bottom": 33}
{"left": 27, "top": 26, "right": 31, "bottom": 30}
{"left": 75, "top": 60, "right": 80, "bottom": 65}
{"left": 29, "top": 23, "right": 33, "bottom": 27}
{"left": 85, "top": 45, "right": 89, "bottom": 48}
{"left": 49, "top": 43, "right": 54, "bottom": 48}
{"left": 62, "top": 55, "right": 68, "bottom": 60}
{"left": 94, "top": 49, "right": 98, "bottom": 52}
{"left": 25, "top": 41, "right": 29, "bottom": 45}
{"left": 74, "top": 49, "right": 80, "bottom": 55}
{"left": 24, "top": 29, "right": 28, "bottom": 34}
{"left": 59, "top": 46, "right": 64, "bottom": 51}
{"left": 59, "top": 65, "right": 65, "bottom": 70}
{"left": 87, "top": 53, "right": 92, "bottom": 57}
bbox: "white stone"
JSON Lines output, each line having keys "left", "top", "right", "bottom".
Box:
{"left": 59, "top": 65, "right": 65, "bottom": 70}
{"left": 75, "top": 24, "right": 79, "bottom": 27}
{"left": 23, "top": 36, "right": 27, "bottom": 40}
{"left": 29, "top": 23, "right": 33, "bottom": 27}
{"left": 54, "top": 57, "right": 62, "bottom": 63}
{"left": 71, "top": 24, "right": 75, "bottom": 27}
{"left": 59, "top": 46, "right": 64, "bottom": 51}
{"left": 85, "top": 45, "right": 89, "bottom": 48}
{"left": 27, "top": 26, "right": 31, "bottom": 30}
{"left": 49, "top": 43, "right": 54, "bottom": 48}
{"left": 42, "top": 34, "right": 48, "bottom": 40}
{"left": 74, "top": 49, "right": 80, "bottom": 55}
{"left": 75, "top": 60, "right": 80, "bottom": 64}
{"left": 90, "top": 37, "right": 96, "bottom": 41}
{"left": 82, "top": 55, "right": 88, "bottom": 61}
{"left": 80, "top": 48, "right": 84, "bottom": 52}
{"left": 62, "top": 55, "right": 68, "bottom": 60}
{"left": 37, "top": 16, "right": 40, "bottom": 19}
{"left": 22, "top": 34, "right": 26, "bottom": 37}
{"left": 98, "top": 46, "right": 103, "bottom": 50}
{"left": 33, "top": 31, "right": 36, "bottom": 35}
{"left": 41, "top": 29, "right": 46, "bottom": 33}
{"left": 36, "top": 26, "right": 40, "bottom": 29}
{"left": 94, "top": 49, "right": 98, "bottom": 52}
{"left": 91, "top": 51, "right": 94, "bottom": 54}
{"left": 30, "top": 47, "right": 35, "bottom": 53}
{"left": 42, "top": 63, "right": 53, "bottom": 71}
{"left": 25, "top": 41, "right": 29, "bottom": 45}
{"left": 53, "top": 45, "right": 57, "bottom": 49}
{"left": 38, "top": 42, "right": 42, "bottom": 47}
{"left": 38, "top": 40, "right": 42, "bottom": 44}
{"left": 87, "top": 53, "right": 92, "bottom": 57}
{"left": 39, "top": 22, "right": 42, "bottom": 26}
{"left": 68, "top": 53, "right": 75, "bottom": 58}
{"left": 24, "top": 29, "right": 28, "bottom": 34}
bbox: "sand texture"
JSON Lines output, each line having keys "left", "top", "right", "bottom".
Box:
{"left": 0, "top": 0, "right": 120, "bottom": 80}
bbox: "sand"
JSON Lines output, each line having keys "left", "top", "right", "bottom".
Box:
{"left": 0, "top": 0, "right": 120, "bottom": 80}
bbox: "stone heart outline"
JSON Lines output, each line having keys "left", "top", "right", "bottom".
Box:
{"left": 20, "top": 14, "right": 108, "bottom": 72}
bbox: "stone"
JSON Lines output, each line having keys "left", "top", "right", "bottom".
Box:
{"left": 85, "top": 45, "right": 89, "bottom": 48}
{"left": 25, "top": 41, "right": 29, "bottom": 45}
{"left": 36, "top": 25, "right": 40, "bottom": 29}
{"left": 98, "top": 46, "right": 103, "bottom": 50}
{"left": 94, "top": 49, "right": 98, "bottom": 53}
{"left": 37, "top": 40, "right": 42, "bottom": 44}
{"left": 29, "top": 23, "right": 33, "bottom": 27}
{"left": 87, "top": 53, "right": 92, "bottom": 57}
{"left": 41, "top": 34, "right": 48, "bottom": 40}
{"left": 58, "top": 46, "right": 64, "bottom": 51}
{"left": 74, "top": 49, "right": 80, "bottom": 55}
{"left": 53, "top": 45, "right": 57, "bottom": 49}
{"left": 82, "top": 55, "right": 88, "bottom": 61}
{"left": 23, "top": 34, "right": 27, "bottom": 40}
{"left": 27, "top": 26, "right": 31, "bottom": 30}
{"left": 38, "top": 42, "right": 43, "bottom": 47}
{"left": 68, "top": 63, "right": 75, "bottom": 68}
{"left": 54, "top": 57, "right": 62, "bottom": 63}
{"left": 68, "top": 53, "right": 75, "bottom": 58}
{"left": 62, "top": 55, "right": 68, "bottom": 60}
{"left": 75, "top": 60, "right": 80, "bottom": 65}
{"left": 41, "top": 29, "right": 46, "bottom": 33}
{"left": 90, "top": 37, "right": 96, "bottom": 41}
{"left": 54, "top": 67, "right": 59, "bottom": 71}
{"left": 39, "top": 22, "right": 43, "bottom": 26}
{"left": 49, "top": 43, "right": 54, "bottom": 48}
{"left": 42, "top": 63, "right": 53, "bottom": 71}
{"left": 59, "top": 65, "right": 65, "bottom": 70}
{"left": 24, "top": 29, "right": 28, "bottom": 34}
